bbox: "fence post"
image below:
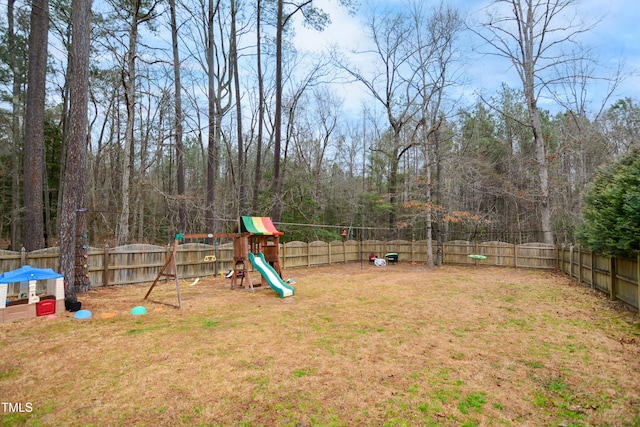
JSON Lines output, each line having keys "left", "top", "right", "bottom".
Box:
{"left": 637, "top": 253, "right": 640, "bottom": 310}
{"left": 559, "top": 244, "right": 564, "bottom": 273}
{"left": 343, "top": 241, "right": 346, "bottom": 264}
{"left": 474, "top": 241, "right": 479, "bottom": 266}
{"left": 307, "top": 242, "right": 311, "bottom": 268}
{"left": 328, "top": 242, "right": 332, "bottom": 265}
{"left": 569, "top": 245, "right": 574, "bottom": 279}
{"left": 281, "top": 242, "right": 286, "bottom": 269}
{"left": 20, "top": 247, "right": 26, "bottom": 266}
{"left": 103, "top": 245, "right": 110, "bottom": 286}
{"left": 608, "top": 256, "right": 616, "bottom": 301}
{"left": 411, "top": 240, "right": 415, "bottom": 264}
{"left": 578, "top": 245, "right": 583, "bottom": 284}
{"left": 590, "top": 250, "right": 596, "bottom": 290}
{"left": 441, "top": 241, "right": 446, "bottom": 265}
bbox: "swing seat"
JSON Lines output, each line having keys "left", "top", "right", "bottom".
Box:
{"left": 204, "top": 255, "right": 217, "bottom": 262}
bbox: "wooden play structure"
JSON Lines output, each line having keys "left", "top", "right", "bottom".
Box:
{"left": 144, "top": 216, "right": 291, "bottom": 308}
{"left": 228, "top": 216, "right": 283, "bottom": 292}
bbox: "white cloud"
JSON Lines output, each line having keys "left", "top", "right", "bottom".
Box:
{"left": 293, "top": 1, "right": 369, "bottom": 54}
{"left": 291, "top": 0, "right": 640, "bottom": 117}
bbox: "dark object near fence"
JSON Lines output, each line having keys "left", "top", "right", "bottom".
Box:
{"left": 385, "top": 253, "right": 398, "bottom": 264}
{"left": 65, "top": 300, "right": 82, "bottom": 312}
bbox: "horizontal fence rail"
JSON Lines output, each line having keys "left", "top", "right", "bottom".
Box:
{"left": 3, "top": 241, "right": 638, "bottom": 311}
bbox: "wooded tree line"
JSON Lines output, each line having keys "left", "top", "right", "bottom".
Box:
{"left": 1, "top": 0, "right": 637, "bottom": 266}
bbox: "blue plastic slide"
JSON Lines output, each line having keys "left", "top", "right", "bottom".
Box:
{"left": 248, "top": 252, "right": 294, "bottom": 298}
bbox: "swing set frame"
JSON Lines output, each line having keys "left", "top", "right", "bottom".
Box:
{"left": 144, "top": 233, "right": 223, "bottom": 309}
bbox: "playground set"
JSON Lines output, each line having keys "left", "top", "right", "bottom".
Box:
{"left": 144, "top": 216, "right": 294, "bottom": 308}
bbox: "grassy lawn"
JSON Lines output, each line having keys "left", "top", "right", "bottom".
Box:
{"left": 1, "top": 264, "right": 640, "bottom": 426}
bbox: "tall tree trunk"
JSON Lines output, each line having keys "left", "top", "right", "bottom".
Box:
{"left": 271, "top": 0, "right": 283, "bottom": 222}
{"left": 116, "top": 32, "right": 137, "bottom": 246}
{"left": 252, "top": 0, "right": 264, "bottom": 214}
{"left": 43, "top": 165, "right": 52, "bottom": 246}
{"left": 8, "top": 0, "right": 22, "bottom": 250}
{"left": 388, "top": 132, "right": 400, "bottom": 231}
{"left": 434, "top": 129, "right": 443, "bottom": 265}
{"left": 231, "top": 0, "right": 245, "bottom": 215}
{"left": 529, "top": 100, "right": 553, "bottom": 244}
{"left": 59, "top": 0, "right": 91, "bottom": 304}
{"left": 56, "top": 48, "right": 71, "bottom": 246}
{"left": 23, "top": 0, "right": 49, "bottom": 251}
{"left": 169, "top": 0, "right": 186, "bottom": 232}
{"left": 116, "top": 1, "right": 142, "bottom": 245}
{"left": 424, "top": 128, "right": 434, "bottom": 267}
{"left": 521, "top": 16, "right": 553, "bottom": 245}
{"left": 206, "top": 0, "right": 218, "bottom": 231}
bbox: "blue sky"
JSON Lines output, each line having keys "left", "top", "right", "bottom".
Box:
{"left": 2, "top": 0, "right": 636, "bottom": 122}
{"left": 293, "top": 0, "right": 640, "bottom": 117}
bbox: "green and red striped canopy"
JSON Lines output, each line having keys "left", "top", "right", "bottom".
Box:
{"left": 240, "top": 216, "right": 282, "bottom": 236}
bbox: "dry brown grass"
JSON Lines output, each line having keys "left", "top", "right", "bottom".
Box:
{"left": 1, "top": 264, "right": 640, "bottom": 426}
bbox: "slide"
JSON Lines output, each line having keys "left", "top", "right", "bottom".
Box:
{"left": 248, "top": 252, "right": 294, "bottom": 298}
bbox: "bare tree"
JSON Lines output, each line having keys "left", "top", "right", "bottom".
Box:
{"left": 205, "top": 0, "right": 232, "bottom": 232}
{"left": 289, "top": 87, "right": 341, "bottom": 196}
{"left": 602, "top": 98, "right": 640, "bottom": 155}
{"left": 473, "top": 0, "right": 596, "bottom": 244}
{"left": 407, "top": 2, "right": 463, "bottom": 266}
{"left": 175, "top": 0, "right": 232, "bottom": 231}
{"left": 169, "top": 0, "right": 186, "bottom": 231}
{"left": 7, "top": 0, "right": 25, "bottom": 250}
{"left": 230, "top": 0, "right": 246, "bottom": 215}
{"left": 112, "top": 0, "right": 160, "bottom": 245}
{"left": 23, "top": 0, "right": 49, "bottom": 251}
{"left": 251, "top": 0, "right": 265, "bottom": 213}
{"left": 272, "top": 0, "right": 285, "bottom": 222}
{"left": 271, "top": 0, "right": 348, "bottom": 222}
{"left": 336, "top": 7, "right": 419, "bottom": 229}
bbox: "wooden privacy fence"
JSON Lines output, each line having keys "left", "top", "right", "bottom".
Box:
{"left": 1, "top": 240, "right": 558, "bottom": 296}
{"left": 442, "top": 241, "right": 557, "bottom": 269}
{"left": 558, "top": 244, "right": 640, "bottom": 310}
{"left": 3, "top": 240, "right": 637, "bottom": 311}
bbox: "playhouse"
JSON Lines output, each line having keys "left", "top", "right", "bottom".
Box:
{"left": 0, "top": 266, "right": 65, "bottom": 323}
